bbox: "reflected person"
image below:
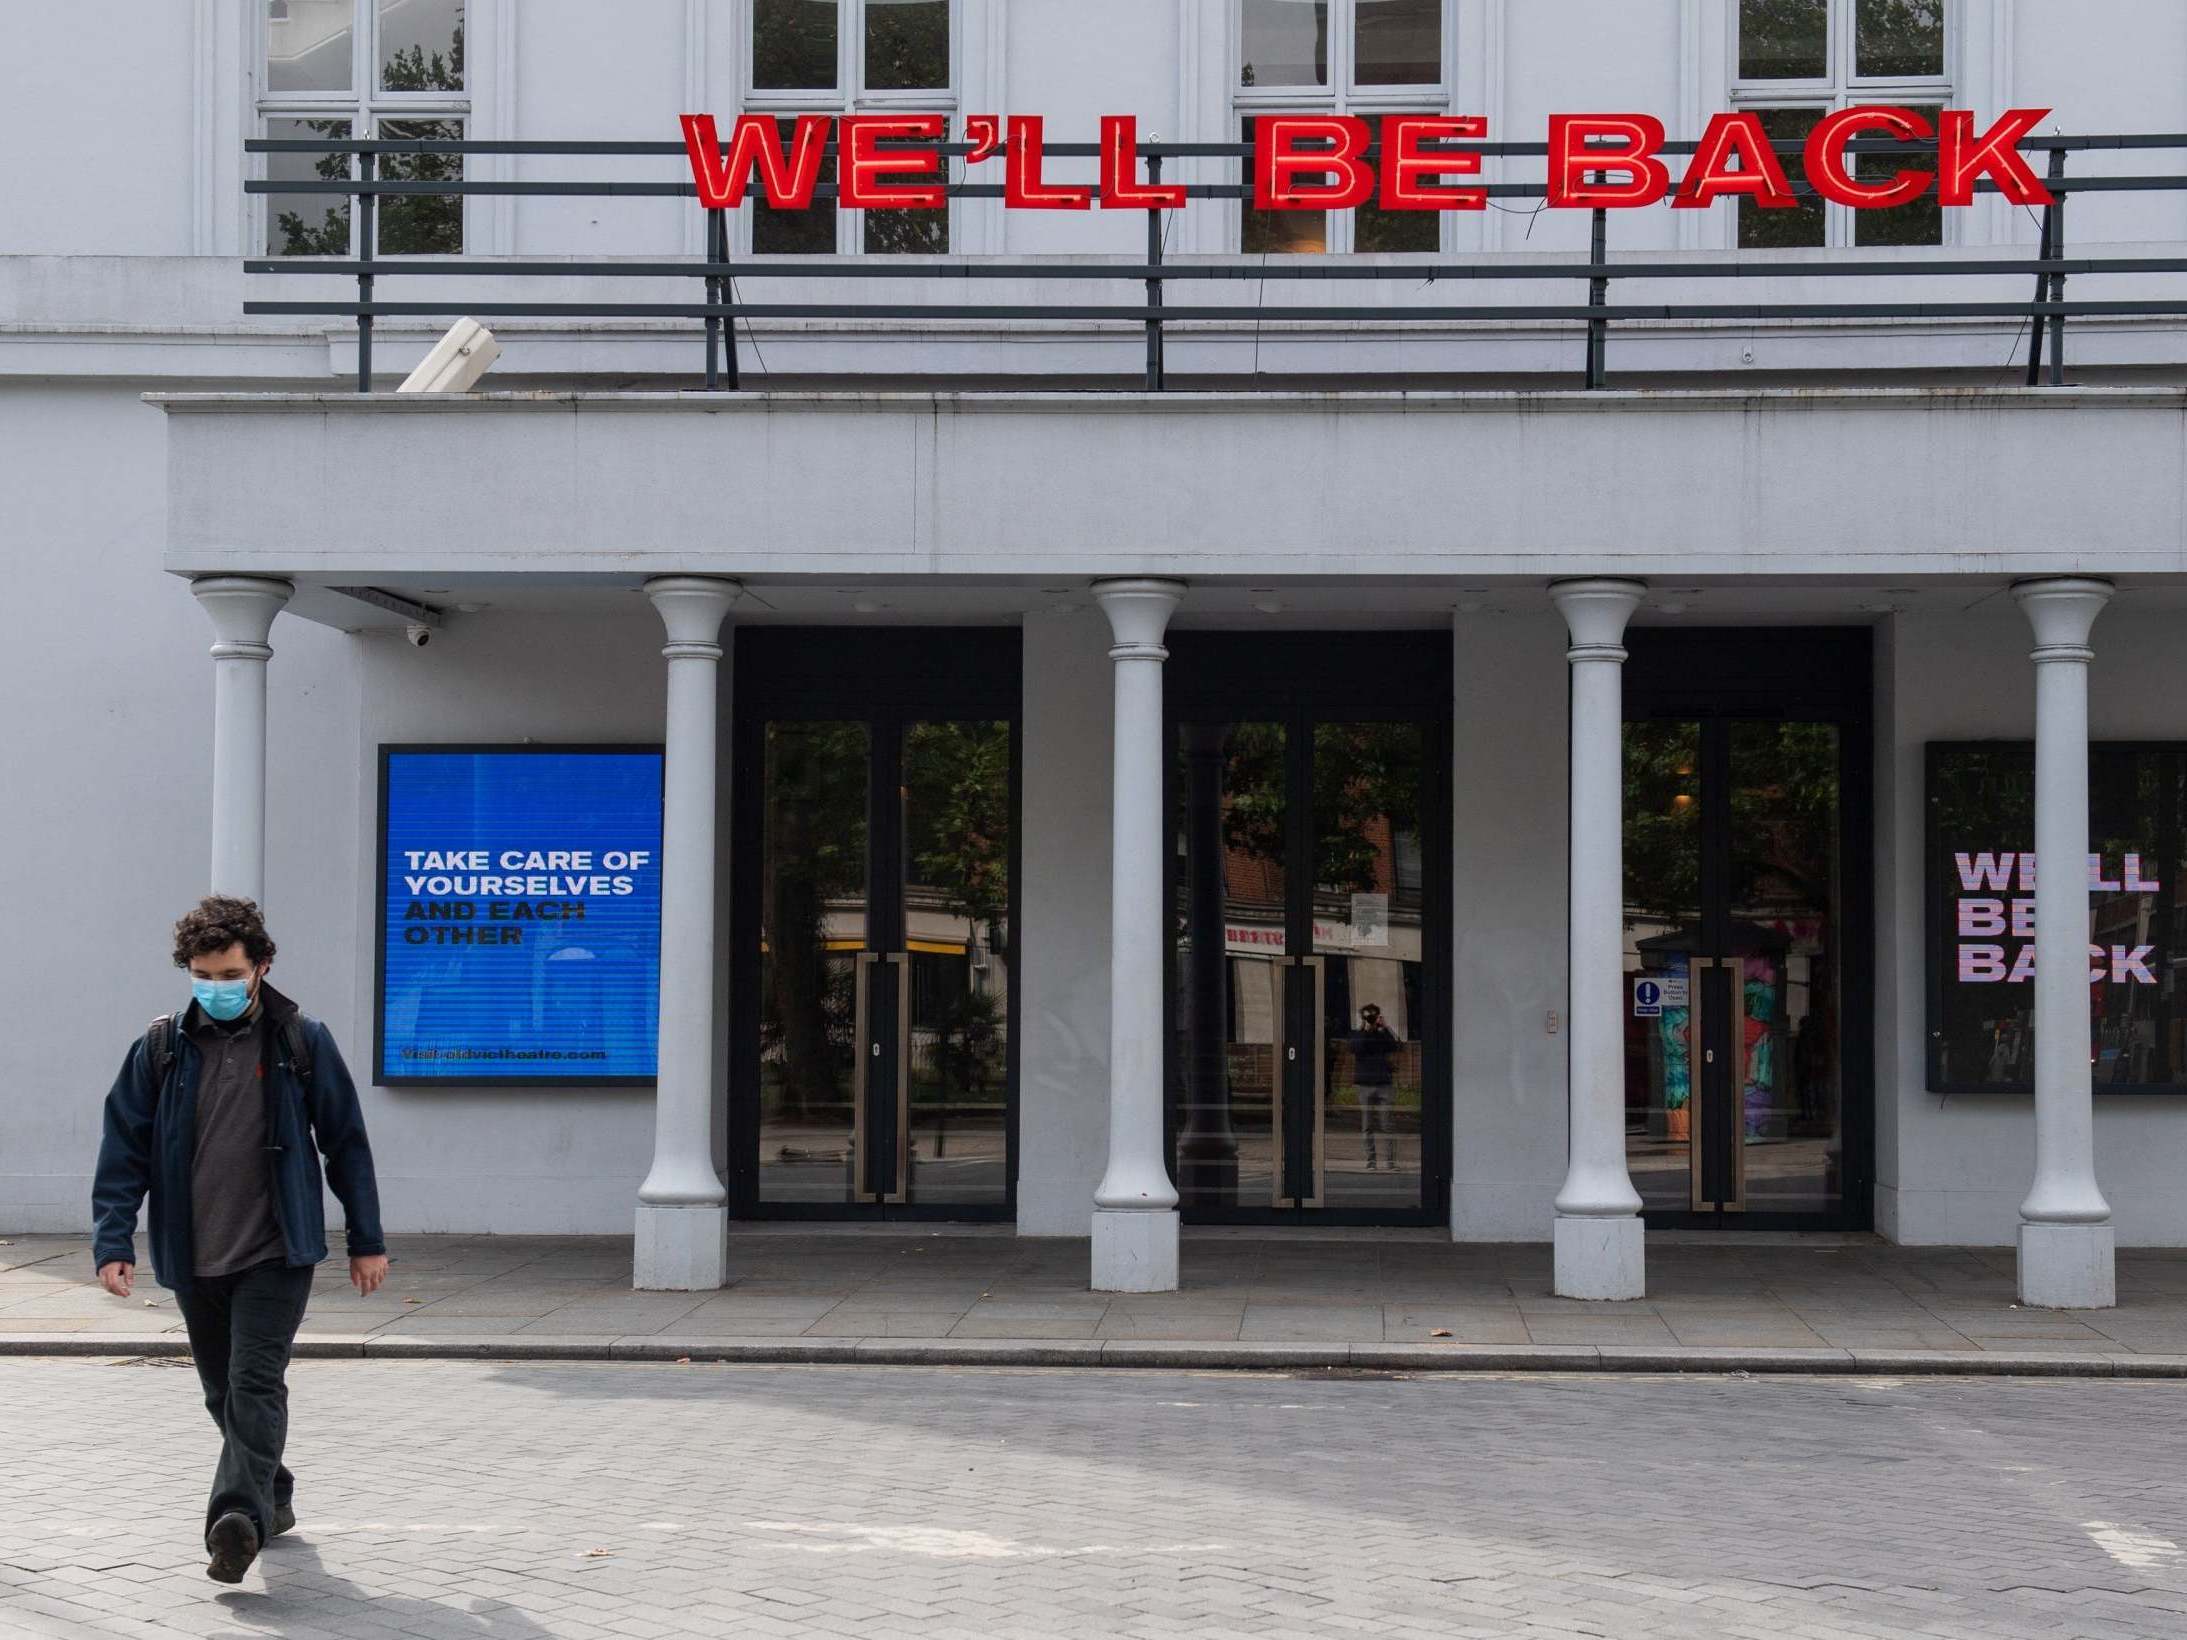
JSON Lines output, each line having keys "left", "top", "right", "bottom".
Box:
{"left": 1350, "top": 1004, "right": 1401, "bottom": 1171}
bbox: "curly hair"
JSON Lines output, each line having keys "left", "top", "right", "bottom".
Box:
{"left": 171, "top": 897, "right": 277, "bottom": 970}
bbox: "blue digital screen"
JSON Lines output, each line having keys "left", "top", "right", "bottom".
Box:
{"left": 379, "top": 749, "right": 664, "bottom": 1083}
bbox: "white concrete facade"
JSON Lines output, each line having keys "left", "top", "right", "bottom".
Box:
{"left": 9, "top": 5, "right": 2187, "bottom": 1307}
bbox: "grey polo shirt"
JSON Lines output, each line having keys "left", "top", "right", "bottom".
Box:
{"left": 185, "top": 1002, "right": 289, "bottom": 1279}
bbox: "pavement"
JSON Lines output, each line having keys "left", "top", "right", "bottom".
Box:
{"left": 4, "top": 1357, "right": 2186, "bottom": 1638}
{"left": 11, "top": 1228, "right": 2187, "bottom": 1375}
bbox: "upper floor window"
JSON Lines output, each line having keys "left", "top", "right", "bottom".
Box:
{"left": 747, "top": 0, "right": 956, "bottom": 254}
{"left": 1732, "top": 0, "right": 1946, "bottom": 248}
{"left": 260, "top": 0, "right": 468, "bottom": 257}
{"left": 1235, "top": 0, "right": 1447, "bottom": 253}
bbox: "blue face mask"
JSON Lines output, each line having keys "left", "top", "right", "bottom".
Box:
{"left": 192, "top": 977, "right": 255, "bottom": 1022}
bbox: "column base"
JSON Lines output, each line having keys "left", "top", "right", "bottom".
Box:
{"left": 1091, "top": 1208, "right": 1180, "bottom": 1293}
{"left": 2017, "top": 1220, "right": 2116, "bottom": 1310}
{"left": 633, "top": 1203, "right": 729, "bottom": 1292}
{"left": 1553, "top": 1214, "right": 1645, "bottom": 1301}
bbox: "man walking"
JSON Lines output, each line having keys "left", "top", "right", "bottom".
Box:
{"left": 92, "top": 897, "right": 387, "bottom": 1585}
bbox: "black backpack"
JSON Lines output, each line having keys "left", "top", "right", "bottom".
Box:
{"left": 144, "top": 1011, "right": 314, "bottom": 1099}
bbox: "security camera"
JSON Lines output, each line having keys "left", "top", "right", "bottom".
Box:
{"left": 404, "top": 624, "right": 434, "bottom": 648}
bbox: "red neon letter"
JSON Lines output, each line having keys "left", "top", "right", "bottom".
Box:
{"left": 680, "top": 113, "right": 831, "bottom": 211}
{"left": 1939, "top": 108, "right": 2054, "bottom": 206}
{"left": 1100, "top": 115, "right": 1187, "bottom": 210}
{"left": 1673, "top": 111, "right": 1798, "bottom": 210}
{"left": 962, "top": 114, "right": 1002, "bottom": 166}
{"left": 1548, "top": 114, "right": 1670, "bottom": 208}
{"left": 1255, "top": 115, "right": 1375, "bottom": 211}
{"left": 1005, "top": 116, "right": 1092, "bottom": 209}
{"left": 839, "top": 114, "right": 948, "bottom": 210}
{"left": 1380, "top": 115, "right": 1486, "bottom": 211}
{"left": 1804, "top": 105, "right": 1934, "bottom": 209}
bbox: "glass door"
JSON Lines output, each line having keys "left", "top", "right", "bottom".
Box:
{"left": 733, "top": 631, "right": 1019, "bottom": 1220}
{"left": 1170, "top": 708, "right": 1441, "bottom": 1223}
{"left": 1622, "top": 711, "right": 1856, "bottom": 1225}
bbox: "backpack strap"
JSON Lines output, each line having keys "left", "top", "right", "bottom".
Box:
{"left": 276, "top": 1014, "right": 315, "bottom": 1085}
{"left": 143, "top": 1014, "right": 177, "bottom": 1100}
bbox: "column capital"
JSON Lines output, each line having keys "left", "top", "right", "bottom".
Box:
{"left": 2013, "top": 577, "right": 2112, "bottom": 663}
{"left": 645, "top": 576, "right": 743, "bottom": 657}
{"left": 1092, "top": 578, "right": 1185, "bottom": 660}
{"left": 1549, "top": 578, "right": 1646, "bottom": 662}
{"left": 192, "top": 576, "right": 293, "bottom": 659}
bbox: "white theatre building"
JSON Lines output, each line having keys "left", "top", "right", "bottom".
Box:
{"left": 7, "top": 1, "right": 2187, "bottom": 1309}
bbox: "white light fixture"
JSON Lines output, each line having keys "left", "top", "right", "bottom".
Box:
{"left": 398, "top": 317, "right": 501, "bottom": 394}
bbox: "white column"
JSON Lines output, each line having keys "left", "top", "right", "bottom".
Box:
{"left": 2014, "top": 577, "right": 2116, "bottom": 1309}
{"left": 192, "top": 577, "right": 294, "bottom": 905}
{"left": 635, "top": 576, "right": 743, "bottom": 1292}
{"left": 1090, "top": 578, "right": 1186, "bottom": 1292}
{"left": 1550, "top": 579, "right": 1647, "bottom": 1301}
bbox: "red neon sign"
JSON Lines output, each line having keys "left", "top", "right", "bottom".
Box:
{"left": 680, "top": 107, "right": 2054, "bottom": 214}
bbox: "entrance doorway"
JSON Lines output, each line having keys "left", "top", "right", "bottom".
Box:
{"left": 730, "top": 630, "right": 1019, "bottom": 1219}
{"left": 1166, "top": 634, "right": 1452, "bottom": 1225}
{"left": 1620, "top": 629, "right": 1874, "bottom": 1229}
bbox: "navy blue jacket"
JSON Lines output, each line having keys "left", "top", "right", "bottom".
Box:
{"left": 91, "top": 983, "right": 386, "bottom": 1292}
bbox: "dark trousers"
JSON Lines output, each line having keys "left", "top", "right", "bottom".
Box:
{"left": 174, "top": 1259, "right": 314, "bottom": 1543}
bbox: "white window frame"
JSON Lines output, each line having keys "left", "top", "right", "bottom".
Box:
{"left": 1727, "top": 0, "right": 1954, "bottom": 251}
{"left": 254, "top": 0, "right": 472, "bottom": 257}
{"left": 1230, "top": 0, "right": 1458, "bottom": 254}
{"left": 740, "top": 0, "right": 963, "bottom": 256}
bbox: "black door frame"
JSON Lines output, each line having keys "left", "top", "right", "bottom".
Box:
{"left": 1622, "top": 626, "right": 1877, "bottom": 1233}
{"left": 1164, "top": 631, "right": 1455, "bottom": 1227}
{"left": 728, "top": 628, "right": 1023, "bottom": 1221}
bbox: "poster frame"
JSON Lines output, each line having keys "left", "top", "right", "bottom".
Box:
{"left": 375, "top": 742, "right": 666, "bottom": 1090}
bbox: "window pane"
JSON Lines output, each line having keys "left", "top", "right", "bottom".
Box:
{"left": 1856, "top": 107, "right": 1942, "bottom": 246}
{"left": 866, "top": 0, "right": 949, "bottom": 92}
{"left": 266, "top": 0, "right": 354, "bottom": 94}
{"left": 265, "top": 116, "right": 352, "bottom": 256}
{"left": 1856, "top": 0, "right": 1944, "bottom": 78}
{"left": 864, "top": 205, "right": 948, "bottom": 254}
{"left": 1245, "top": 207, "right": 1327, "bottom": 253}
{"left": 1739, "top": 107, "right": 1824, "bottom": 249}
{"left": 1354, "top": 0, "right": 1439, "bottom": 86}
{"left": 1355, "top": 198, "right": 1438, "bottom": 252}
{"left": 754, "top": 0, "right": 839, "bottom": 90}
{"left": 378, "top": 118, "right": 463, "bottom": 254}
{"left": 1241, "top": 0, "right": 1328, "bottom": 88}
{"left": 378, "top": 0, "right": 464, "bottom": 93}
{"left": 1738, "top": 0, "right": 1828, "bottom": 79}
{"left": 755, "top": 119, "right": 836, "bottom": 252}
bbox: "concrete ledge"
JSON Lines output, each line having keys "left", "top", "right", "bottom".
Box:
{"left": 8, "top": 1332, "right": 2187, "bottom": 1377}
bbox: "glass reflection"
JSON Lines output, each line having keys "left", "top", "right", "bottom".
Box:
{"left": 1174, "top": 723, "right": 1286, "bottom": 1210}
{"left": 1739, "top": 0, "right": 1828, "bottom": 79}
{"left": 1241, "top": 0, "right": 1329, "bottom": 87}
{"left": 1740, "top": 107, "right": 1824, "bottom": 249}
{"left": 1623, "top": 721, "right": 1703, "bottom": 1212}
{"left": 1727, "top": 722, "right": 1842, "bottom": 1215}
{"left": 758, "top": 721, "right": 869, "bottom": 1204}
{"left": 756, "top": 118, "right": 836, "bottom": 254}
{"left": 1315, "top": 722, "right": 1426, "bottom": 1211}
{"left": 377, "top": 0, "right": 464, "bottom": 92}
{"left": 267, "top": 0, "right": 354, "bottom": 95}
{"left": 1354, "top": 0, "right": 1440, "bottom": 86}
{"left": 866, "top": 0, "right": 949, "bottom": 91}
{"left": 1855, "top": 0, "right": 1944, "bottom": 79}
{"left": 754, "top": 0, "right": 839, "bottom": 90}
{"left": 1855, "top": 108, "right": 1942, "bottom": 247}
{"left": 265, "top": 117, "right": 352, "bottom": 256}
{"left": 377, "top": 117, "right": 463, "bottom": 254}
{"left": 901, "top": 721, "right": 1011, "bottom": 1206}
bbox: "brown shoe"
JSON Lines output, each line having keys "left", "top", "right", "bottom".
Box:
{"left": 270, "top": 1502, "right": 296, "bottom": 1539}
{"left": 205, "top": 1511, "right": 260, "bottom": 1584}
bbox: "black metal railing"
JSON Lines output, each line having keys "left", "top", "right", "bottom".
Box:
{"left": 242, "top": 131, "right": 2187, "bottom": 392}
